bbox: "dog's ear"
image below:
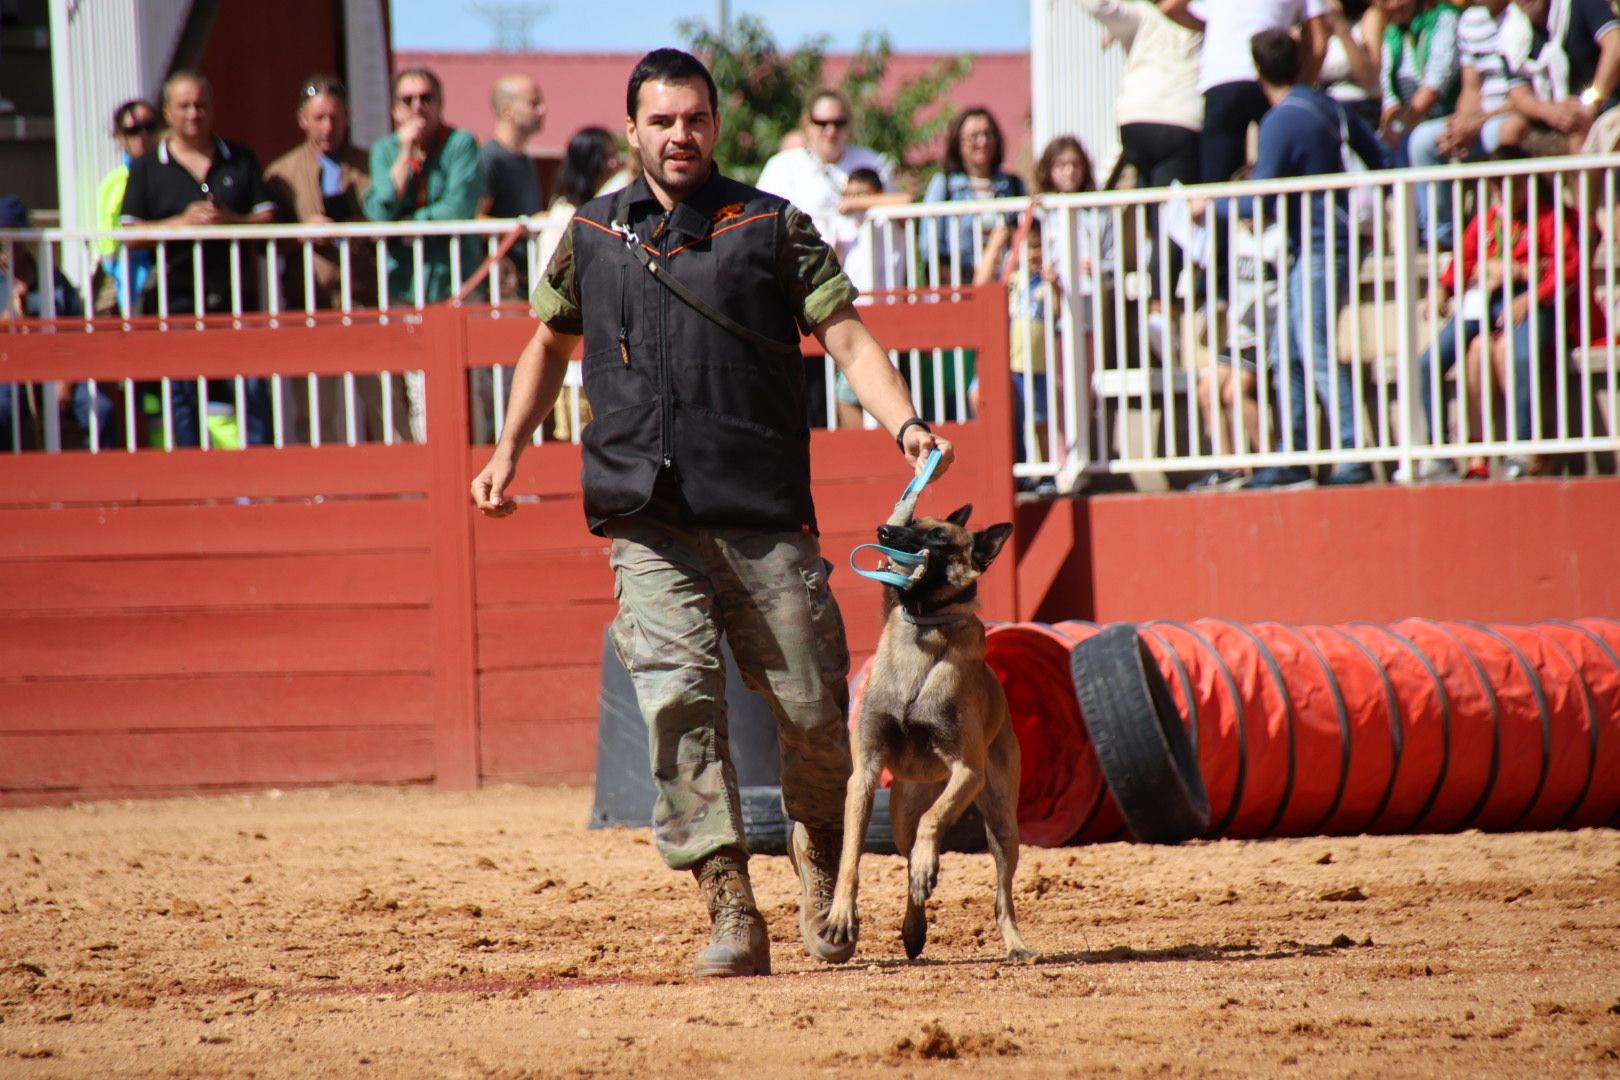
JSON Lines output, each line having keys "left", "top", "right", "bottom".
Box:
{"left": 972, "top": 522, "right": 1014, "bottom": 571}
{"left": 946, "top": 504, "right": 974, "bottom": 527}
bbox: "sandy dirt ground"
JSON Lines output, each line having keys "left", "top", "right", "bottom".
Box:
{"left": 1, "top": 784, "right": 1617, "bottom": 1079}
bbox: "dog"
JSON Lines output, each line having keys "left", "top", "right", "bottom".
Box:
{"left": 821, "top": 504, "right": 1035, "bottom": 962}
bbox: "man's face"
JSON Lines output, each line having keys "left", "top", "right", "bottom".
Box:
{"left": 117, "top": 105, "right": 160, "bottom": 159}
{"left": 626, "top": 77, "right": 718, "bottom": 201}
{"left": 805, "top": 94, "right": 850, "bottom": 165}
{"left": 1513, "top": 0, "right": 1549, "bottom": 26}
{"left": 394, "top": 74, "right": 443, "bottom": 135}
{"left": 298, "top": 92, "right": 349, "bottom": 156}
{"left": 504, "top": 77, "right": 547, "bottom": 139}
{"left": 164, "top": 79, "right": 213, "bottom": 142}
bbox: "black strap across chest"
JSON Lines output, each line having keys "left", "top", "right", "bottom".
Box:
{"left": 610, "top": 189, "right": 800, "bottom": 356}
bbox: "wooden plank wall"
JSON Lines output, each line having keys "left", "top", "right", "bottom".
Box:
{"left": 0, "top": 292, "right": 1015, "bottom": 803}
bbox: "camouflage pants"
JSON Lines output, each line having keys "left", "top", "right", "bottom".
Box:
{"left": 605, "top": 516, "right": 854, "bottom": 870}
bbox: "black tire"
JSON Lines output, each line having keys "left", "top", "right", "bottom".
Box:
{"left": 1070, "top": 623, "right": 1210, "bottom": 843}
{"left": 740, "top": 786, "right": 986, "bottom": 856}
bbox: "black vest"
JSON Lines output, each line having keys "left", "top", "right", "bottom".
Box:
{"left": 570, "top": 171, "right": 816, "bottom": 536}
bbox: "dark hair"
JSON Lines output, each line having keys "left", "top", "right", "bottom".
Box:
{"left": 161, "top": 70, "right": 211, "bottom": 108}
{"left": 556, "top": 127, "right": 619, "bottom": 207}
{"left": 1486, "top": 145, "right": 1556, "bottom": 201}
{"left": 1251, "top": 28, "right": 1301, "bottom": 87}
{"left": 626, "top": 48, "right": 718, "bottom": 119}
{"left": 1034, "top": 135, "right": 1095, "bottom": 194}
{"left": 392, "top": 66, "right": 444, "bottom": 101}
{"left": 111, "top": 98, "right": 156, "bottom": 135}
{"left": 942, "top": 107, "right": 1004, "bottom": 176}
{"left": 845, "top": 167, "right": 883, "bottom": 191}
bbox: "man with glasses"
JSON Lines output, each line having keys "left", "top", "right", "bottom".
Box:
{"left": 364, "top": 66, "right": 484, "bottom": 305}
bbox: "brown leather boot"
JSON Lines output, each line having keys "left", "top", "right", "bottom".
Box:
{"left": 787, "top": 822, "right": 855, "bottom": 964}
{"left": 691, "top": 847, "right": 771, "bottom": 977}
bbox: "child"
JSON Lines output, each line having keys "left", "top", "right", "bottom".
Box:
{"left": 971, "top": 218, "right": 1061, "bottom": 478}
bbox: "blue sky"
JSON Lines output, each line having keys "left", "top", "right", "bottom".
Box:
{"left": 390, "top": 1, "right": 1031, "bottom": 52}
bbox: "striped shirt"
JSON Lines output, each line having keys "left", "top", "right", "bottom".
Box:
{"left": 1458, "top": 4, "right": 1512, "bottom": 112}
{"left": 1382, "top": 7, "right": 1462, "bottom": 113}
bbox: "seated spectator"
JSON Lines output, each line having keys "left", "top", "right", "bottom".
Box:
{"left": 1161, "top": 0, "right": 1332, "bottom": 184}
{"left": 919, "top": 106, "right": 1027, "bottom": 283}
{"left": 364, "top": 67, "right": 484, "bottom": 304}
{"left": 829, "top": 167, "right": 901, "bottom": 430}
{"left": 119, "top": 71, "right": 277, "bottom": 448}
{"left": 971, "top": 219, "right": 1061, "bottom": 482}
{"left": 1409, "top": 0, "right": 1526, "bottom": 244}
{"left": 1377, "top": 0, "right": 1463, "bottom": 160}
{"left": 94, "top": 98, "right": 158, "bottom": 315}
{"left": 265, "top": 76, "right": 407, "bottom": 446}
{"left": 1196, "top": 29, "right": 1390, "bottom": 488}
{"left": 1500, "top": 0, "right": 1620, "bottom": 152}
{"left": 1417, "top": 148, "right": 1584, "bottom": 477}
{"left": 1319, "top": 0, "right": 1387, "bottom": 129}
{"left": 756, "top": 88, "right": 898, "bottom": 274}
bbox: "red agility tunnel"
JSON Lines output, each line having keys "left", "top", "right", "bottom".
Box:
{"left": 856, "top": 619, "right": 1620, "bottom": 847}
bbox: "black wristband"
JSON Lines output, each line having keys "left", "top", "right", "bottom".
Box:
{"left": 895, "top": 417, "right": 931, "bottom": 451}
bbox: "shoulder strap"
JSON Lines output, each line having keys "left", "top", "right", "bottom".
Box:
{"left": 610, "top": 190, "right": 801, "bottom": 356}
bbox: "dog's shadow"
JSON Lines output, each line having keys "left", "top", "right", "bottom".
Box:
{"left": 847, "top": 938, "right": 1362, "bottom": 973}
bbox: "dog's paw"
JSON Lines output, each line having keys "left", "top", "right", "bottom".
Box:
{"left": 1005, "top": 947, "right": 1040, "bottom": 964}
{"left": 821, "top": 902, "right": 860, "bottom": 948}
{"left": 901, "top": 903, "right": 928, "bottom": 961}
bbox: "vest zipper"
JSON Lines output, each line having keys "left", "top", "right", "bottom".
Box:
{"left": 618, "top": 264, "right": 631, "bottom": 365}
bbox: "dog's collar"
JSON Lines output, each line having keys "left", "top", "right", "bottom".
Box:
{"left": 900, "top": 583, "right": 978, "bottom": 627}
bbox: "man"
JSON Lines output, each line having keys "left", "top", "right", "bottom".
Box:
{"left": 266, "top": 76, "right": 406, "bottom": 444}
{"left": 755, "top": 88, "right": 900, "bottom": 281}
{"left": 478, "top": 72, "right": 546, "bottom": 227}
{"left": 1407, "top": 0, "right": 1523, "bottom": 244}
{"left": 470, "top": 49, "right": 955, "bottom": 978}
{"left": 94, "top": 97, "right": 159, "bottom": 315}
{"left": 1198, "top": 29, "right": 1389, "bottom": 488}
{"left": 120, "top": 71, "right": 277, "bottom": 447}
{"left": 364, "top": 67, "right": 483, "bottom": 304}
{"left": 1500, "top": 0, "right": 1620, "bottom": 151}
{"left": 1161, "top": 0, "right": 1332, "bottom": 183}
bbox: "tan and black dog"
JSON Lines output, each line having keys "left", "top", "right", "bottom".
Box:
{"left": 821, "top": 505, "right": 1035, "bottom": 962}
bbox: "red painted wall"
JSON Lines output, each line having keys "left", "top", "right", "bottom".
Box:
{"left": 1017, "top": 479, "right": 1620, "bottom": 626}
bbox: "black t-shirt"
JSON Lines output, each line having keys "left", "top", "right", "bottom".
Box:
{"left": 1539, "top": 0, "right": 1620, "bottom": 96}
{"left": 120, "top": 137, "right": 274, "bottom": 313}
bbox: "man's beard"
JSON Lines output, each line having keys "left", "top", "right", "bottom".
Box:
{"left": 639, "top": 143, "right": 710, "bottom": 198}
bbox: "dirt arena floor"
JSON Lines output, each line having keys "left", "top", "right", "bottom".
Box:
{"left": 2, "top": 785, "right": 1618, "bottom": 1078}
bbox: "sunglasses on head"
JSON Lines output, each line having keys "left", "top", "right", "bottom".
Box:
{"left": 809, "top": 116, "right": 849, "bottom": 130}
{"left": 304, "top": 80, "right": 347, "bottom": 100}
{"left": 121, "top": 119, "right": 158, "bottom": 137}
{"left": 398, "top": 91, "right": 436, "bottom": 106}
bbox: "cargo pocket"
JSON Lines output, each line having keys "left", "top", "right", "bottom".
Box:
{"left": 607, "top": 546, "right": 639, "bottom": 675}
{"left": 799, "top": 556, "right": 851, "bottom": 690}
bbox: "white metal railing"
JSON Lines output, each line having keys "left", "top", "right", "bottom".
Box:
{"left": 858, "top": 152, "right": 1620, "bottom": 488}
{"left": 6, "top": 157, "right": 1620, "bottom": 486}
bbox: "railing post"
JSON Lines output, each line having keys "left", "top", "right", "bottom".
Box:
{"left": 427, "top": 309, "right": 482, "bottom": 788}
{"left": 1391, "top": 177, "right": 1422, "bottom": 485}
{"left": 970, "top": 284, "right": 1022, "bottom": 621}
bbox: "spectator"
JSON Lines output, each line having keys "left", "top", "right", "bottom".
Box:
{"left": 920, "top": 106, "right": 1027, "bottom": 283}
{"left": 1418, "top": 148, "right": 1583, "bottom": 477}
{"left": 972, "top": 219, "right": 1061, "bottom": 483}
{"left": 94, "top": 98, "right": 158, "bottom": 315}
{"left": 1377, "top": 0, "right": 1464, "bottom": 159}
{"left": 119, "top": 71, "right": 277, "bottom": 448}
{"left": 1079, "top": 0, "right": 1201, "bottom": 301}
{"left": 478, "top": 72, "right": 546, "bottom": 269}
{"left": 364, "top": 67, "right": 484, "bottom": 304}
{"left": 1032, "top": 136, "right": 1112, "bottom": 365}
{"left": 1198, "top": 29, "right": 1389, "bottom": 488}
{"left": 1161, "top": 0, "right": 1332, "bottom": 184}
{"left": 265, "top": 76, "right": 407, "bottom": 445}
{"left": 829, "top": 167, "right": 901, "bottom": 430}
{"left": 1410, "top": 0, "right": 1525, "bottom": 244}
{"left": 1500, "top": 0, "right": 1620, "bottom": 152}
{"left": 756, "top": 89, "right": 898, "bottom": 272}
{"left": 1318, "top": 0, "right": 1387, "bottom": 128}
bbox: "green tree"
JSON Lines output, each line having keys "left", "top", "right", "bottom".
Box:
{"left": 677, "top": 16, "right": 972, "bottom": 187}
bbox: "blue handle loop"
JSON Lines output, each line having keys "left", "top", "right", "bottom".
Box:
{"left": 849, "top": 543, "right": 927, "bottom": 588}
{"left": 902, "top": 448, "right": 943, "bottom": 501}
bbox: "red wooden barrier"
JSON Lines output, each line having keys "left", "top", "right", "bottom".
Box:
{"left": 0, "top": 291, "right": 1015, "bottom": 805}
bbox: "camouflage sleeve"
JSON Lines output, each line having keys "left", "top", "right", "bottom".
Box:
{"left": 776, "top": 204, "right": 858, "bottom": 333}
{"left": 530, "top": 221, "right": 584, "bottom": 335}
